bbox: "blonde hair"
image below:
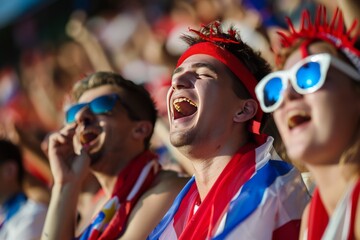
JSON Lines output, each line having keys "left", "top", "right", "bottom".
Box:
{"left": 339, "top": 84, "right": 360, "bottom": 169}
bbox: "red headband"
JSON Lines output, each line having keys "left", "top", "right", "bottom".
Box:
{"left": 176, "top": 42, "right": 263, "bottom": 134}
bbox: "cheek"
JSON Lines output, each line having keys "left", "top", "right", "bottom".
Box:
{"left": 312, "top": 91, "right": 357, "bottom": 136}
{"left": 166, "top": 89, "right": 173, "bottom": 110}
{"left": 318, "top": 87, "right": 355, "bottom": 115}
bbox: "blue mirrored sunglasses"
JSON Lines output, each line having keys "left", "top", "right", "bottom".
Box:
{"left": 65, "top": 93, "right": 140, "bottom": 124}
{"left": 255, "top": 53, "right": 360, "bottom": 113}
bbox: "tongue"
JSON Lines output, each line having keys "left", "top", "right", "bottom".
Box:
{"left": 288, "top": 115, "right": 311, "bottom": 129}
{"left": 174, "top": 101, "right": 197, "bottom": 119}
{"left": 80, "top": 132, "right": 98, "bottom": 144}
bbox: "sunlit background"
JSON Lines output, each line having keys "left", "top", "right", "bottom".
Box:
{"left": 0, "top": 0, "right": 335, "bottom": 190}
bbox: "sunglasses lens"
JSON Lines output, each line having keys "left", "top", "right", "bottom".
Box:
{"left": 296, "top": 62, "right": 321, "bottom": 90}
{"left": 263, "top": 77, "right": 283, "bottom": 108}
{"left": 90, "top": 95, "right": 117, "bottom": 115}
{"left": 65, "top": 95, "right": 118, "bottom": 124}
{"left": 66, "top": 104, "right": 86, "bottom": 124}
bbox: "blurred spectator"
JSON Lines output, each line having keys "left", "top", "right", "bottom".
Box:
{"left": 220, "top": 0, "right": 274, "bottom": 65}
{"left": 0, "top": 138, "right": 47, "bottom": 239}
{"left": 334, "top": 0, "right": 360, "bottom": 35}
{"left": 193, "top": 0, "right": 222, "bottom": 24}
{"left": 0, "top": 66, "right": 52, "bottom": 204}
{"left": 42, "top": 72, "right": 188, "bottom": 239}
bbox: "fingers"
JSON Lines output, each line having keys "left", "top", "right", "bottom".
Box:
{"left": 66, "top": 10, "right": 88, "bottom": 41}
{"left": 47, "top": 122, "right": 90, "bottom": 184}
{"left": 41, "top": 133, "right": 51, "bottom": 157}
{"left": 47, "top": 124, "right": 78, "bottom": 163}
{"left": 49, "top": 123, "right": 77, "bottom": 145}
{"left": 59, "top": 123, "right": 77, "bottom": 138}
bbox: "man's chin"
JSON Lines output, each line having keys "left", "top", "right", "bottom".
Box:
{"left": 89, "top": 151, "right": 102, "bottom": 166}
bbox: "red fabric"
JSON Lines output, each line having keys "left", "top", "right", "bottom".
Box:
{"left": 172, "top": 142, "right": 258, "bottom": 239}
{"left": 348, "top": 179, "right": 360, "bottom": 240}
{"left": 173, "top": 182, "right": 198, "bottom": 236}
{"left": 176, "top": 42, "right": 263, "bottom": 134}
{"left": 272, "top": 219, "right": 301, "bottom": 240}
{"left": 307, "top": 188, "right": 329, "bottom": 240}
{"left": 97, "top": 150, "right": 159, "bottom": 239}
{"left": 308, "top": 180, "right": 360, "bottom": 240}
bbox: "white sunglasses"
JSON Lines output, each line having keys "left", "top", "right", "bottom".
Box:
{"left": 255, "top": 53, "right": 360, "bottom": 113}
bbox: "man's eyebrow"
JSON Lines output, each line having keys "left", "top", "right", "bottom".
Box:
{"left": 192, "top": 62, "right": 217, "bottom": 73}
{"left": 173, "top": 66, "right": 183, "bottom": 75}
{"left": 172, "top": 62, "right": 217, "bottom": 75}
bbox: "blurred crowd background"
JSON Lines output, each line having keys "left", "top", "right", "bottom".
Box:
{"left": 0, "top": 0, "right": 338, "bottom": 204}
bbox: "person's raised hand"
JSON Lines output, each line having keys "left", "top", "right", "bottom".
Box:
{"left": 48, "top": 123, "right": 91, "bottom": 186}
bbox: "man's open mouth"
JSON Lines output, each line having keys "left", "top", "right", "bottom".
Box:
{"left": 172, "top": 97, "right": 197, "bottom": 120}
{"left": 79, "top": 129, "right": 100, "bottom": 145}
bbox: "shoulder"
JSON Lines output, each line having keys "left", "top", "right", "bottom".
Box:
{"left": 122, "top": 170, "right": 189, "bottom": 239}
{"left": 135, "top": 169, "right": 190, "bottom": 211}
{"left": 260, "top": 160, "right": 309, "bottom": 196}
{"left": 2, "top": 200, "right": 47, "bottom": 239}
{"left": 151, "top": 170, "right": 190, "bottom": 191}
{"left": 257, "top": 161, "right": 310, "bottom": 219}
{"left": 17, "top": 199, "right": 48, "bottom": 219}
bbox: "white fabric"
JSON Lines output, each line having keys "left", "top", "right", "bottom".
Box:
{"left": 322, "top": 182, "right": 354, "bottom": 240}
{"left": 301, "top": 172, "right": 316, "bottom": 196}
{"left": 159, "top": 219, "right": 178, "bottom": 240}
{"left": 302, "top": 181, "right": 357, "bottom": 240}
{"left": 223, "top": 167, "right": 308, "bottom": 240}
{"left": 0, "top": 199, "right": 48, "bottom": 240}
{"left": 214, "top": 137, "right": 310, "bottom": 239}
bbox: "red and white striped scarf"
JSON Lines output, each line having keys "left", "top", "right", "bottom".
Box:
{"left": 79, "top": 150, "right": 160, "bottom": 240}
{"left": 171, "top": 142, "right": 259, "bottom": 239}
{"left": 307, "top": 179, "right": 360, "bottom": 240}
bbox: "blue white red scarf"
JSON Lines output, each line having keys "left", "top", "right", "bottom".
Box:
{"left": 78, "top": 150, "right": 160, "bottom": 240}
{"left": 148, "top": 136, "right": 309, "bottom": 240}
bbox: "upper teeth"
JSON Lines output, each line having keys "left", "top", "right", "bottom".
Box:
{"left": 288, "top": 110, "right": 308, "bottom": 119}
{"left": 173, "top": 98, "right": 197, "bottom": 112}
{"left": 287, "top": 110, "right": 310, "bottom": 129}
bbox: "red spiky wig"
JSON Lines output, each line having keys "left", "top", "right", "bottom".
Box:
{"left": 276, "top": 5, "right": 360, "bottom": 72}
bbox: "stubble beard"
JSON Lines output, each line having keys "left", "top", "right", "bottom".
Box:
{"left": 169, "top": 130, "right": 195, "bottom": 148}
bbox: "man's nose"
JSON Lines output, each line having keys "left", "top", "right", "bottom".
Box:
{"left": 75, "top": 106, "right": 94, "bottom": 126}
{"left": 171, "top": 72, "right": 195, "bottom": 90}
{"left": 283, "top": 80, "right": 303, "bottom": 102}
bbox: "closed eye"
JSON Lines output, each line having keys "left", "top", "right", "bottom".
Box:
{"left": 197, "top": 73, "right": 215, "bottom": 78}
{"left": 196, "top": 69, "right": 217, "bottom": 79}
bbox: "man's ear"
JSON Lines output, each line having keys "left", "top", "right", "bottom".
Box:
{"left": 233, "top": 99, "right": 258, "bottom": 123}
{"left": 132, "top": 121, "right": 153, "bottom": 140}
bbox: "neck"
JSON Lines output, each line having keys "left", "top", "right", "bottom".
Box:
{"left": 177, "top": 125, "right": 251, "bottom": 201}
{"left": 307, "top": 163, "right": 359, "bottom": 215}
{"left": 92, "top": 172, "right": 117, "bottom": 198}
{"left": 193, "top": 154, "right": 233, "bottom": 201}
{"left": 92, "top": 148, "right": 146, "bottom": 197}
